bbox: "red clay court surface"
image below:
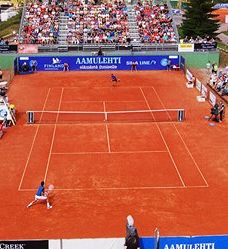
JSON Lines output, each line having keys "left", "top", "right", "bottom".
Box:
{"left": 0, "top": 71, "right": 227, "bottom": 239}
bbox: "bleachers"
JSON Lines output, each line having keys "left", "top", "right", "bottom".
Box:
{"left": 19, "top": 0, "right": 179, "bottom": 50}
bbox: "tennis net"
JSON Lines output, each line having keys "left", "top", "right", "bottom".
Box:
{"left": 26, "top": 109, "right": 185, "bottom": 124}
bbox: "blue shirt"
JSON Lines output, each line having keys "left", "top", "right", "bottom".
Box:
{"left": 36, "top": 185, "right": 44, "bottom": 196}
{"left": 111, "top": 75, "right": 117, "bottom": 81}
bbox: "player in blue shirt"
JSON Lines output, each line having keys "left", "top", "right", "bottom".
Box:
{"left": 111, "top": 74, "right": 120, "bottom": 86}
{"left": 27, "top": 181, "right": 52, "bottom": 209}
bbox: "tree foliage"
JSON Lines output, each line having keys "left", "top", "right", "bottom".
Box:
{"left": 181, "top": 0, "right": 220, "bottom": 38}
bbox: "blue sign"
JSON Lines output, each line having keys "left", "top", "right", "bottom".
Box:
{"left": 140, "top": 235, "right": 228, "bottom": 249}
{"left": 212, "top": 3, "right": 228, "bottom": 9}
{"left": 17, "top": 55, "right": 180, "bottom": 72}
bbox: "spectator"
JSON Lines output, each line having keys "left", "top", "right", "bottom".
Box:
{"left": 0, "top": 69, "right": 3, "bottom": 80}
{"left": 131, "top": 61, "right": 138, "bottom": 71}
{"left": 134, "top": 2, "right": 177, "bottom": 44}
{"left": 209, "top": 102, "right": 219, "bottom": 122}
{"left": 97, "top": 47, "right": 103, "bottom": 56}
{"left": 219, "top": 101, "right": 225, "bottom": 122}
{"left": 209, "top": 67, "right": 228, "bottom": 97}
{"left": 21, "top": 0, "right": 61, "bottom": 44}
{"left": 206, "top": 61, "right": 211, "bottom": 73}
{"left": 125, "top": 215, "right": 140, "bottom": 249}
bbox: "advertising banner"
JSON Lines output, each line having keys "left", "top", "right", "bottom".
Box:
{"left": 209, "top": 91, "right": 217, "bottom": 106}
{"left": 185, "top": 69, "right": 193, "bottom": 81}
{"left": 18, "top": 44, "right": 38, "bottom": 54}
{"left": 178, "top": 43, "right": 194, "bottom": 52}
{"left": 194, "top": 42, "right": 217, "bottom": 51}
{"left": 158, "top": 235, "right": 228, "bottom": 249}
{"left": 180, "top": 56, "right": 185, "bottom": 70}
{"left": 17, "top": 55, "right": 179, "bottom": 72}
{"left": 201, "top": 84, "right": 208, "bottom": 97}
{"left": 0, "top": 44, "right": 17, "bottom": 53}
{"left": 195, "top": 78, "right": 202, "bottom": 92}
{"left": 0, "top": 240, "right": 48, "bottom": 249}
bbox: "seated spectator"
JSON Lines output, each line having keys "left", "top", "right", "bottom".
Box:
{"left": 21, "top": 0, "right": 61, "bottom": 44}
{"left": 134, "top": 2, "right": 177, "bottom": 44}
{"left": 208, "top": 66, "right": 228, "bottom": 97}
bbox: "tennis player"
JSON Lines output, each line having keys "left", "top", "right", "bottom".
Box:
{"left": 27, "top": 181, "right": 52, "bottom": 209}
{"left": 111, "top": 73, "right": 120, "bottom": 86}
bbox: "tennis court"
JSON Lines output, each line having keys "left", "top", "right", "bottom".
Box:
{"left": 0, "top": 71, "right": 227, "bottom": 239}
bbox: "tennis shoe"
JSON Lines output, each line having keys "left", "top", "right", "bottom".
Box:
{"left": 47, "top": 205, "right": 52, "bottom": 209}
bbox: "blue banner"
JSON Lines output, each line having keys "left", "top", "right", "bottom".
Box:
{"left": 17, "top": 55, "right": 180, "bottom": 72}
{"left": 140, "top": 235, "right": 228, "bottom": 249}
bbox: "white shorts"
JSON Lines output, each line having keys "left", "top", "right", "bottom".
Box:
{"left": 35, "top": 195, "right": 47, "bottom": 201}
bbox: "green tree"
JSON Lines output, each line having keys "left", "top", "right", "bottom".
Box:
{"left": 181, "top": 0, "right": 220, "bottom": 38}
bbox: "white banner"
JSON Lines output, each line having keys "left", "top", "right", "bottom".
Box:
{"left": 186, "top": 69, "right": 193, "bottom": 81}
{"left": 201, "top": 84, "right": 208, "bottom": 97}
{"left": 195, "top": 79, "right": 202, "bottom": 92}
{"left": 209, "top": 91, "right": 216, "bottom": 106}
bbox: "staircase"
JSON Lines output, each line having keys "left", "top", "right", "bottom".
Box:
{"left": 57, "top": 12, "right": 68, "bottom": 52}
{"left": 127, "top": 5, "right": 141, "bottom": 46}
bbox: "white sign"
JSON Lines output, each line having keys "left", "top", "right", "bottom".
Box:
{"left": 209, "top": 91, "right": 216, "bottom": 106}
{"left": 201, "top": 84, "right": 208, "bottom": 97}
{"left": 195, "top": 79, "right": 202, "bottom": 92}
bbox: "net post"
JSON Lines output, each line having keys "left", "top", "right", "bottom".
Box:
{"left": 27, "top": 111, "right": 35, "bottom": 124}
{"left": 178, "top": 109, "right": 185, "bottom": 122}
{"left": 104, "top": 112, "right": 108, "bottom": 122}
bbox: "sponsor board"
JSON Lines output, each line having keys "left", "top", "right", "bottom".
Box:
{"left": 201, "top": 84, "right": 208, "bottom": 97}
{"left": 178, "top": 43, "right": 194, "bottom": 52}
{"left": 195, "top": 79, "right": 202, "bottom": 92}
{"left": 194, "top": 42, "right": 217, "bottom": 51}
{"left": 17, "top": 55, "right": 180, "bottom": 72}
{"left": 18, "top": 44, "right": 38, "bottom": 54}
{"left": 209, "top": 91, "right": 217, "bottom": 106}
{"left": 0, "top": 44, "right": 17, "bottom": 53}
{"left": 140, "top": 235, "right": 228, "bottom": 249}
{"left": 186, "top": 69, "right": 193, "bottom": 81}
{"left": 0, "top": 240, "right": 48, "bottom": 249}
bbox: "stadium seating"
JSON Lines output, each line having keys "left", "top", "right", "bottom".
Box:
{"left": 209, "top": 67, "right": 228, "bottom": 97}
{"left": 20, "top": 0, "right": 61, "bottom": 44}
{"left": 134, "top": 1, "right": 177, "bottom": 43}
{"left": 19, "top": 0, "right": 179, "bottom": 48}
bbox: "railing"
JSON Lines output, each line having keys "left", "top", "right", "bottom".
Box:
{"left": 167, "top": 0, "right": 180, "bottom": 42}
{"left": 18, "top": 0, "right": 27, "bottom": 42}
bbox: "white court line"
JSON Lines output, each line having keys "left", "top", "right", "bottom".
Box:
{"left": 19, "top": 184, "right": 209, "bottom": 192}
{"left": 61, "top": 100, "right": 145, "bottom": 103}
{"left": 103, "top": 101, "right": 111, "bottom": 153}
{"left": 18, "top": 88, "right": 51, "bottom": 191}
{"left": 151, "top": 86, "right": 209, "bottom": 187}
{"left": 140, "top": 87, "right": 186, "bottom": 187}
{"left": 51, "top": 150, "right": 168, "bottom": 155}
{"left": 44, "top": 88, "right": 64, "bottom": 182}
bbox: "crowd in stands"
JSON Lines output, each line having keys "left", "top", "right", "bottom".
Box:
{"left": 209, "top": 63, "right": 228, "bottom": 97}
{"left": 0, "top": 39, "right": 9, "bottom": 45}
{"left": 134, "top": 1, "right": 177, "bottom": 43}
{"left": 182, "top": 36, "right": 215, "bottom": 44}
{"left": 21, "top": 0, "right": 62, "bottom": 44}
{"left": 65, "top": 0, "right": 129, "bottom": 45}
{"left": 19, "top": 0, "right": 178, "bottom": 45}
